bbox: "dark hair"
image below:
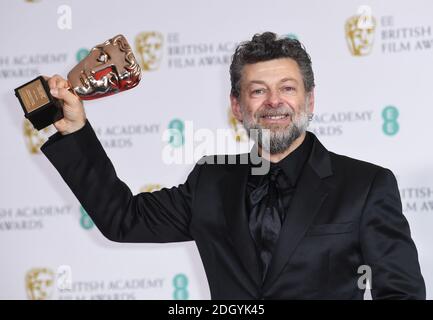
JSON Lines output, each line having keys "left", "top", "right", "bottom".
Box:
{"left": 230, "top": 32, "right": 315, "bottom": 98}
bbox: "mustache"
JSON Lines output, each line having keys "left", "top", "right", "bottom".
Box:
{"left": 254, "top": 106, "right": 295, "bottom": 119}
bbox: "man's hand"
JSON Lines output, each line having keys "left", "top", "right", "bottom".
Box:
{"left": 44, "top": 75, "right": 87, "bottom": 135}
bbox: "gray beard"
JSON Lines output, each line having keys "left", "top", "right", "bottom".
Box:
{"left": 241, "top": 101, "right": 310, "bottom": 154}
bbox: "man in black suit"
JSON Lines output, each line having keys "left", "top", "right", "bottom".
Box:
{"left": 41, "top": 32, "right": 425, "bottom": 299}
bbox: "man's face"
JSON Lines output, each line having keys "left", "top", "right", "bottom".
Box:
{"left": 231, "top": 58, "right": 314, "bottom": 154}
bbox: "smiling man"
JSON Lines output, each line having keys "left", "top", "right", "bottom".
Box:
{"left": 41, "top": 32, "right": 425, "bottom": 299}
{"left": 230, "top": 44, "right": 314, "bottom": 162}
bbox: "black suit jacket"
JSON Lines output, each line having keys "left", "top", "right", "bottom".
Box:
{"left": 41, "top": 120, "right": 425, "bottom": 299}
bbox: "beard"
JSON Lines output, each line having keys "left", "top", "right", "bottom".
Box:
{"left": 241, "top": 97, "right": 310, "bottom": 154}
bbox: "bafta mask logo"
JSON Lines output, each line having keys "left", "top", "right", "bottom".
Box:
{"left": 25, "top": 268, "right": 55, "bottom": 300}
{"left": 23, "top": 119, "right": 54, "bottom": 154}
{"left": 345, "top": 6, "right": 376, "bottom": 56}
{"left": 228, "top": 108, "right": 248, "bottom": 142}
{"left": 135, "top": 32, "right": 164, "bottom": 71}
{"left": 68, "top": 34, "right": 142, "bottom": 99}
{"left": 139, "top": 184, "right": 163, "bottom": 193}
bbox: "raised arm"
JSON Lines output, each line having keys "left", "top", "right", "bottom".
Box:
{"left": 41, "top": 75, "right": 200, "bottom": 243}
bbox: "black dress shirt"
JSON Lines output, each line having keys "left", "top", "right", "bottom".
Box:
{"left": 246, "top": 132, "right": 314, "bottom": 279}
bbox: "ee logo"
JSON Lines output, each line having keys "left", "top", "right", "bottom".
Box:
{"left": 76, "top": 48, "right": 90, "bottom": 62}
{"left": 173, "top": 273, "right": 189, "bottom": 300}
{"left": 382, "top": 105, "right": 399, "bottom": 136}
{"left": 168, "top": 119, "right": 185, "bottom": 147}
{"left": 79, "top": 206, "right": 94, "bottom": 230}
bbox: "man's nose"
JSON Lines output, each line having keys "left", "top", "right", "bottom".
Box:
{"left": 265, "top": 90, "right": 283, "bottom": 108}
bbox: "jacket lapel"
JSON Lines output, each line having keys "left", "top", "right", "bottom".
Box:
{"left": 262, "top": 134, "right": 333, "bottom": 291}
{"left": 220, "top": 159, "right": 262, "bottom": 290}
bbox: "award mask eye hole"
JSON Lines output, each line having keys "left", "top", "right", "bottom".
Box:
{"left": 97, "top": 52, "right": 108, "bottom": 63}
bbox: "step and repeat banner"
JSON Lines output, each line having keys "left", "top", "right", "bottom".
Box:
{"left": 0, "top": 0, "right": 432, "bottom": 299}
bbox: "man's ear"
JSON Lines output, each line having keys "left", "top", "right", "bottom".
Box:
{"left": 230, "top": 95, "right": 243, "bottom": 122}
{"left": 307, "top": 89, "right": 315, "bottom": 115}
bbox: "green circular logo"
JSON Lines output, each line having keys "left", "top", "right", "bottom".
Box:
{"left": 382, "top": 105, "right": 399, "bottom": 136}
{"left": 168, "top": 119, "right": 185, "bottom": 147}
{"left": 76, "top": 48, "right": 90, "bottom": 62}
{"left": 172, "top": 273, "right": 189, "bottom": 300}
{"left": 79, "top": 206, "right": 94, "bottom": 230}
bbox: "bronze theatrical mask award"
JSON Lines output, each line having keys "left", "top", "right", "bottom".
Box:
{"left": 14, "top": 34, "right": 142, "bottom": 130}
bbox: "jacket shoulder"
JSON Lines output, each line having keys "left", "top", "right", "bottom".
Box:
{"left": 328, "top": 151, "right": 392, "bottom": 180}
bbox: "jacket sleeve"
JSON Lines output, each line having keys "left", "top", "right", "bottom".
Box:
{"left": 41, "top": 120, "right": 201, "bottom": 243}
{"left": 360, "top": 168, "right": 426, "bottom": 299}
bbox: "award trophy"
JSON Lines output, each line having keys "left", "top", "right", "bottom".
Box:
{"left": 14, "top": 34, "right": 142, "bottom": 130}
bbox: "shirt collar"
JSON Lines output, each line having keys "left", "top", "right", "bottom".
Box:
{"left": 248, "top": 131, "right": 314, "bottom": 187}
{"left": 273, "top": 131, "right": 313, "bottom": 186}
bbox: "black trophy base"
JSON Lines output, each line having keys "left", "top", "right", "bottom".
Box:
{"left": 14, "top": 76, "right": 64, "bottom": 131}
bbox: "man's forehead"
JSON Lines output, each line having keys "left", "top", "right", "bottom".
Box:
{"left": 241, "top": 58, "right": 302, "bottom": 82}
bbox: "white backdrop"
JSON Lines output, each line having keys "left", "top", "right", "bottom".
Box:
{"left": 0, "top": 0, "right": 432, "bottom": 299}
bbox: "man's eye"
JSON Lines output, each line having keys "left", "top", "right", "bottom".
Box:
{"left": 252, "top": 89, "right": 265, "bottom": 95}
{"left": 282, "top": 86, "right": 295, "bottom": 92}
